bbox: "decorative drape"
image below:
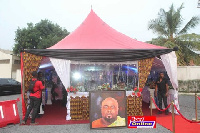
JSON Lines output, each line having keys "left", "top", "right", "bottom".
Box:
{"left": 21, "top": 52, "right": 43, "bottom": 117}
{"left": 127, "top": 96, "right": 143, "bottom": 116}
{"left": 138, "top": 58, "right": 154, "bottom": 89}
{"left": 70, "top": 96, "right": 89, "bottom": 120}
{"left": 161, "top": 51, "right": 179, "bottom": 113}
{"left": 160, "top": 51, "right": 178, "bottom": 89}
{"left": 49, "top": 58, "right": 71, "bottom": 90}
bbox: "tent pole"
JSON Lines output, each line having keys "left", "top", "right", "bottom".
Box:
{"left": 172, "top": 101, "right": 175, "bottom": 133}
{"left": 150, "top": 95, "right": 152, "bottom": 116}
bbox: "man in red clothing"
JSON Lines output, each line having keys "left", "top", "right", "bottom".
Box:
{"left": 21, "top": 71, "right": 45, "bottom": 125}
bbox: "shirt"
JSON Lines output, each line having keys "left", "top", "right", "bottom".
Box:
{"left": 156, "top": 78, "right": 168, "bottom": 94}
{"left": 29, "top": 78, "right": 45, "bottom": 98}
{"left": 92, "top": 116, "right": 125, "bottom": 128}
{"left": 108, "top": 116, "right": 126, "bottom": 127}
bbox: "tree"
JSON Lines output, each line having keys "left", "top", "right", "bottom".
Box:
{"left": 177, "top": 33, "right": 200, "bottom": 50}
{"left": 148, "top": 4, "right": 200, "bottom": 65}
{"left": 13, "top": 19, "right": 69, "bottom": 55}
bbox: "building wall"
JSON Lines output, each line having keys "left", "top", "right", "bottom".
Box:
{"left": 0, "top": 51, "right": 12, "bottom": 60}
{"left": 0, "top": 64, "right": 12, "bottom": 78}
{"left": 0, "top": 51, "right": 12, "bottom": 78}
{"left": 177, "top": 66, "right": 200, "bottom": 80}
{"left": 0, "top": 51, "right": 20, "bottom": 80}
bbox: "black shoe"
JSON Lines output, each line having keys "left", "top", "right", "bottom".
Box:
{"left": 157, "top": 111, "right": 162, "bottom": 114}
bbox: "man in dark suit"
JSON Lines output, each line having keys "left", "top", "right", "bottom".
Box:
{"left": 155, "top": 72, "right": 169, "bottom": 115}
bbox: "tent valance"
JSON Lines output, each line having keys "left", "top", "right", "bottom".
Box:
{"left": 23, "top": 49, "right": 172, "bottom": 62}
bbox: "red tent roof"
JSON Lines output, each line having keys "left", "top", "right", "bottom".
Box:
{"left": 49, "top": 10, "right": 165, "bottom": 50}
{"left": 25, "top": 10, "right": 172, "bottom": 62}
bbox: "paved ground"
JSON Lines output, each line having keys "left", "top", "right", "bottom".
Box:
{"left": 178, "top": 94, "right": 200, "bottom": 119}
{"left": 1, "top": 94, "right": 200, "bottom": 133}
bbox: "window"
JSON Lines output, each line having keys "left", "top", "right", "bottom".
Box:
{"left": 0, "top": 59, "right": 10, "bottom": 64}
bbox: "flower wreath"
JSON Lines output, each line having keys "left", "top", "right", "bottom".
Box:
{"left": 132, "top": 87, "right": 143, "bottom": 97}
{"left": 66, "top": 86, "right": 78, "bottom": 94}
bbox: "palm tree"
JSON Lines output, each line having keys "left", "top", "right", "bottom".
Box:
{"left": 148, "top": 3, "right": 200, "bottom": 65}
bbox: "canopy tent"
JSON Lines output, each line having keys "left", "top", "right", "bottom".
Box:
{"left": 24, "top": 9, "right": 173, "bottom": 62}
{"left": 23, "top": 9, "right": 178, "bottom": 90}
{"left": 21, "top": 9, "right": 179, "bottom": 118}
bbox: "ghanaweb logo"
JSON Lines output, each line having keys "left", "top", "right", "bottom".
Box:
{"left": 128, "top": 116, "right": 156, "bottom": 128}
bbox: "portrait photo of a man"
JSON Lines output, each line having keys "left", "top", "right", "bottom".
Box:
{"left": 90, "top": 91, "right": 126, "bottom": 129}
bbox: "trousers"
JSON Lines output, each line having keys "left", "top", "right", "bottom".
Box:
{"left": 24, "top": 96, "right": 41, "bottom": 123}
{"left": 158, "top": 92, "right": 168, "bottom": 112}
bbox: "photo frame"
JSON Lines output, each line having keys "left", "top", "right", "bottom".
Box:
{"left": 89, "top": 90, "right": 127, "bottom": 129}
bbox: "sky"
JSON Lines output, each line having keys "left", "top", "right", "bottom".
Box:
{"left": 0, "top": 0, "right": 200, "bottom": 50}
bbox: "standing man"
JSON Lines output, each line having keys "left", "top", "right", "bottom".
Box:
{"left": 21, "top": 71, "right": 45, "bottom": 125}
{"left": 36, "top": 71, "right": 44, "bottom": 117}
{"left": 155, "top": 72, "right": 169, "bottom": 115}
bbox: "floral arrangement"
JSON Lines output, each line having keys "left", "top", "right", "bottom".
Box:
{"left": 75, "top": 83, "right": 85, "bottom": 92}
{"left": 132, "top": 87, "right": 143, "bottom": 97}
{"left": 101, "top": 83, "right": 111, "bottom": 90}
{"left": 76, "top": 85, "right": 85, "bottom": 92}
{"left": 66, "top": 86, "right": 78, "bottom": 94}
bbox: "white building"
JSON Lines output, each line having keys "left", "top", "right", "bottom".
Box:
{"left": 177, "top": 66, "right": 200, "bottom": 80}
{"left": 0, "top": 49, "right": 21, "bottom": 82}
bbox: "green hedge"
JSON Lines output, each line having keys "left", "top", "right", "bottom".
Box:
{"left": 178, "top": 80, "right": 200, "bottom": 92}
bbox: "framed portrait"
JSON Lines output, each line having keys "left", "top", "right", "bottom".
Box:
{"left": 89, "top": 90, "right": 127, "bottom": 129}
